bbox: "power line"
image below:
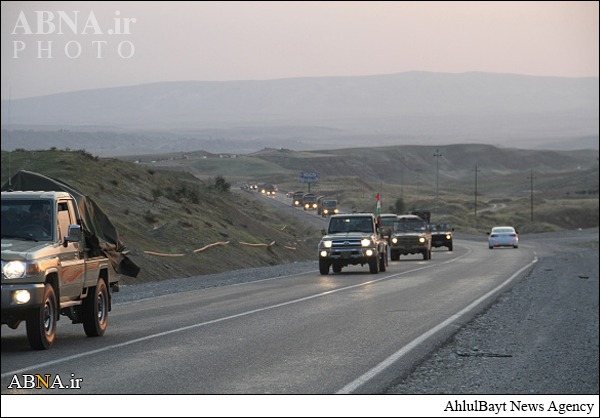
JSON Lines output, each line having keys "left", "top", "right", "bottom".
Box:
{"left": 527, "top": 169, "right": 536, "bottom": 222}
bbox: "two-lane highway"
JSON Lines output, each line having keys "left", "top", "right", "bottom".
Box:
{"left": 2, "top": 237, "right": 536, "bottom": 394}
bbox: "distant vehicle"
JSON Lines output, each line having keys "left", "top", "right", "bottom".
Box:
{"left": 302, "top": 193, "right": 318, "bottom": 210}
{"left": 319, "top": 199, "right": 339, "bottom": 217}
{"left": 487, "top": 226, "right": 519, "bottom": 249}
{"left": 259, "top": 183, "right": 277, "bottom": 196}
{"left": 249, "top": 183, "right": 258, "bottom": 191}
{"left": 431, "top": 223, "right": 454, "bottom": 251}
{"left": 292, "top": 191, "right": 305, "bottom": 207}
{"left": 286, "top": 191, "right": 294, "bottom": 198}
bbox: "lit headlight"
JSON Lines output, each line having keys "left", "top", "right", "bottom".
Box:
{"left": 418, "top": 237, "right": 426, "bottom": 243}
{"left": 322, "top": 240, "right": 332, "bottom": 248}
{"left": 323, "top": 209, "right": 329, "bottom": 214}
{"left": 3, "top": 261, "right": 27, "bottom": 279}
{"left": 361, "top": 239, "right": 371, "bottom": 247}
{"left": 446, "top": 234, "right": 451, "bottom": 240}
{"left": 14, "top": 290, "right": 31, "bottom": 304}
{"left": 392, "top": 237, "right": 398, "bottom": 244}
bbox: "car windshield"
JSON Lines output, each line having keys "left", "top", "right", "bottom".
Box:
{"left": 328, "top": 217, "right": 373, "bottom": 233}
{"left": 394, "top": 220, "right": 427, "bottom": 232}
{"left": 323, "top": 200, "right": 337, "bottom": 208}
{"left": 379, "top": 217, "right": 396, "bottom": 227}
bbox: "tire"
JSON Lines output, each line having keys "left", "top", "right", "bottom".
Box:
{"left": 390, "top": 249, "right": 399, "bottom": 261}
{"left": 448, "top": 242, "right": 453, "bottom": 251}
{"left": 369, "top": 257, "right": 379, "bottom": 274}
{"left": 332, "top": 263, "right": 342, "bottom": 273}
{"left": 82, "top": 279, "right": 109, "bottom": 337}
{"left": 26, "top": 283, "right": 57, "bottom": 350}
{"left": 319, "top": 259, "right": 330, "bottom": 275}
{"left": 379, "top": 250, "right": 387, "bottom": 272}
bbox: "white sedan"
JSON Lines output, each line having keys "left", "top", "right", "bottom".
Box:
{"left": 487, "top": 226, "right": 519, "bottom": 249}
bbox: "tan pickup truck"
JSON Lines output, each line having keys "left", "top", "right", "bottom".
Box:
{"left": 1, "top": 189, "right": 122, "bottom": 350}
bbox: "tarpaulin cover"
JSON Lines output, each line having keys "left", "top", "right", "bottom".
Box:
{"left": 2, "top": 170, "right": 140, "bottom": 278}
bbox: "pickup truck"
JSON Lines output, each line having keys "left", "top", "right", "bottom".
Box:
{"left": 1, "top": 190, "right": 121, "bottom": 350}
{"left": 318, "top": 213, "right": 388, "bottom": 275}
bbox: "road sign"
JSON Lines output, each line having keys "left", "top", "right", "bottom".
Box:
{"left": 299, "top": 172, "right": 320, "bottom": 183}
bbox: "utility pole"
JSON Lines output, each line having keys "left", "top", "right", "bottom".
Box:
{"left": 400, "top": 153, "right": 404, "bottom": 200}
{"left": 433, "top": 148, "right": 442, "bottom": 204}
{"left": 474, "top": 164, "right": 480, "bottom": 229}
{"left": 528, "top": 169, "right": 536, "bottom": 222}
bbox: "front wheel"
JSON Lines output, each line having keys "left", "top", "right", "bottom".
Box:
{"left": 369, "top": 257, "right": 380, "bottom": 274}
{"left": 26, "top": 283, "right": 57, "bottom": 350}
{"left": 319, "top": 259, "right": 330, "bottom": 275}
{"left": 82, "top": 279, "right": 109, "bottom": 337}
{"left": 379, "top": 250, "right": 388, "bottom": 272}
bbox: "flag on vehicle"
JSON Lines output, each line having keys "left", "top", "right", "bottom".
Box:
{"left": 376, "top": 193, "right": 381, "bottom": 216}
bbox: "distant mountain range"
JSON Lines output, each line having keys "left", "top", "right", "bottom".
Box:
{"left": 1, "top": 72, "right": 598, "bottom": 155}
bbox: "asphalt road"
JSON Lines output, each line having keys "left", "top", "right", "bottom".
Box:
{"left": 2, "top": 235, "right": 537, "bottom": 394}
{"left": 1, "top": 190, "right": 597, "bottom": 417}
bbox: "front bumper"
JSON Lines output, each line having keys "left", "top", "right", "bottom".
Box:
{"left": 319, "top": 247, "right": 378, "bottom": 263}
{"left": 1, "top": 283, "right": 45, "bottom": 322}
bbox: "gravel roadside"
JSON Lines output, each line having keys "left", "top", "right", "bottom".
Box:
{"left": 386, "top": 228, "right": 599, "bottom": 395}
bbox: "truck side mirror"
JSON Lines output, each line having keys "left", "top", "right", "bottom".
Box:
{"left": 64, "top": 224, "right": 81, "bottom": 247}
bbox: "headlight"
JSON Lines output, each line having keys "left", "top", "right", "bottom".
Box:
{"left": 392, "top": 237, "right": 398, "bottom": 244}
{"left": 323, "top": 209, "right": 329, "bottom": 214}
{"left": 418, "top": 237, "right": 426, "bottom": 243}
{"left": 3, "top": 261, "right": 27, "bottom": 279}
{"left": 322, "top": 240, "right": 332, "bottom": 248}
{"left": 446, "top": 234, "right": 451, "bottom": 240}
{"left": 361, "top": 238, "right": 371, "bottom": 247}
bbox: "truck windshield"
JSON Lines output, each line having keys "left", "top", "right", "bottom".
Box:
{"left": 1, "top": 199, "right": 53, "bottom": 241}
{"left": 394, "top": 220, "right": 427, "bottom": 232}
{"left": 328, "top": 217, "right": 373, "bottom": 233}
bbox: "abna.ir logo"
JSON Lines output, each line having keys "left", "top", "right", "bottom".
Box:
{"left": 7, "top": 373, "right": 83, "bottom": 390}
{"left": 11, "top": 10, "right": 137, "bottom": 59}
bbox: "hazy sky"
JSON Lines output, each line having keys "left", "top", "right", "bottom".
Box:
{"left": 1, "top": 1, "right": 598, "bottom": 99}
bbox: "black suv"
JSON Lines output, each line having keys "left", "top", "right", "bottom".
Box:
{"left": 431, "top": 223, "right": 454, "bottom": 251}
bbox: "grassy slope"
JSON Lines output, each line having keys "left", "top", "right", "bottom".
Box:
{"left": 2, "top": 145, "right": 598, "bottom": 284}
{"left": 1, "top": 150, "right": 319, "bottom": 284}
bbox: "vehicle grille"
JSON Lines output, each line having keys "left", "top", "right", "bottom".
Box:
{"left": 395, "top": 236, "right": 419, "bottom": 246}
{"left": 331, "top": 239, "right": 362, "bottom": 249}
